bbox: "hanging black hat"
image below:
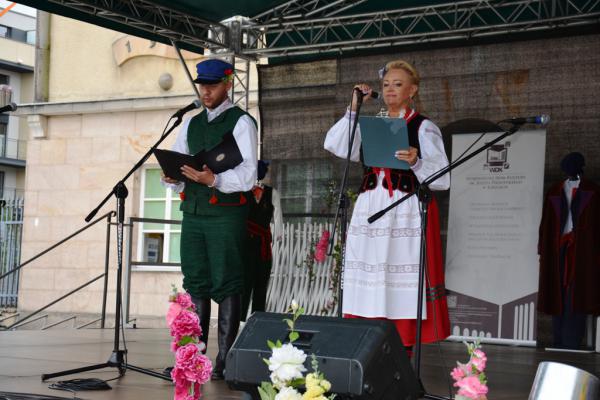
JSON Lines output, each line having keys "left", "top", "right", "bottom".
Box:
{"left": 560, "top": 152, "right": 585, "bottom": 178}
{"left": 257, "top": 160, "right": 270, "bottom": 181}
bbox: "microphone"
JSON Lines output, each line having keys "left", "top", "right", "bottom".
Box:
{"left": 354, "top": 87, "right": 380, "bottom": 100}
{"left": 502, "top": 115, "right": 550, "bottom": 125}
{"left": 172, "top": 99, "right": 201, "bottom": 119}
{"left": 0, "top": 102, "right": 17, "bottom": 114}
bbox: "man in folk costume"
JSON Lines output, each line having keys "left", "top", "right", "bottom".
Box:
{"left": 324, "top": 60, "right": 450, "bottom": 354}
{"left": 241, "top": 160, "right": 283, "bottom": 321}
{"left": 162, "top": 59, "right": 258, "bottom": 379}
{"left": 537, "top": 152, "right": 600, "bottom": 349}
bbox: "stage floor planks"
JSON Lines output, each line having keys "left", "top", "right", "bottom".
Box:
{"left": 0, "top": 328, "right": 598, "bottom": 399}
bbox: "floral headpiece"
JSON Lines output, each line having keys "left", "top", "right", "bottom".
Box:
{"left": 223, "top": 68, "right": 234, "bottom": 83}
{"left": 378, "top": 65, "right": 388, "bottom": 79}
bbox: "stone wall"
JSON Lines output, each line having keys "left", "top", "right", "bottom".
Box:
{"left": 260, "top": 33, "right": 600, "bottom": 191}
{"left": 18, "top": 103, "right": 185, "bottom": 325}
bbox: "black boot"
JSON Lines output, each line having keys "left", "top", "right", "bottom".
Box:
{"left": 211, "top": 294, "right": 241, "bottom": 380}
{"left": 191, "top": 296, "right": 211, "bottom": 353}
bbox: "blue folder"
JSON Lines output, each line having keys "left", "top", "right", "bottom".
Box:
{"left": 359, "top": 116, "right": 410, "bottom": 170}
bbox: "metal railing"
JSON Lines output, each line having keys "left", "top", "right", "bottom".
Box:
{"left": 0, "top": 198, "right": 23, "bottom": 307}
{"left": 0, "top": 187, "right": 25, "bottom": 200}
{"left": 0, "top": 211, "right": 115, "bottom": 330}
{"left": 123, "top": 216, "right": 339, "bottom": 320}
{"left": 124, "top": 216, "right": 182, "bottom": 321}
{"left": 0, "top": 135, "right": 27, "bottom": 161}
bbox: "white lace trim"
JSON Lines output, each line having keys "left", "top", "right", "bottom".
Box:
{"left": 346, "top": 261, "right": 419, "bottom": 274}
{"left": 348, "top": 225, "right": 421, "bottom": 238}
{"left": 345, "top": 278, "right": 418, "bottom": 289}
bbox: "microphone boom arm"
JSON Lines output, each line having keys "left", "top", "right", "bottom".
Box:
{"left": 368, "top": 123, "right": 522, "bottom": 224}
{"left": 85, "top": 116, "right": 183, "bottom": 222}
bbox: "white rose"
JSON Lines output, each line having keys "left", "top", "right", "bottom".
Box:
{"left": 290, "top": 300, "right": 299, "bottom": 313}
{"left": 268, "top": 343, "right": 307, "bottom": 384}
{"left": 275, "top": 387, "right": 303, "bottom": 400}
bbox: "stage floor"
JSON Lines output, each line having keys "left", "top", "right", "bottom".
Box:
{"left": 0, "top": 328, "right": 598, "bottom": 399}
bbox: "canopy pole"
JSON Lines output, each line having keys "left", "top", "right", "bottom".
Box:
{"left": 170, "top": 40, "right": 201, "bottom": 101}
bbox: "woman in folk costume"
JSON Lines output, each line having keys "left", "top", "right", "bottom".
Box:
{"left": 324, "top": 60, "right": 451, "bottom": 351}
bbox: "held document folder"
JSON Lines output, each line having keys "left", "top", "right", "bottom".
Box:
{"left": 153, "top": 131, "right": 243, "bottom": 182}
{"left": 359, "top": 116, "right": 410, "bottom": 170}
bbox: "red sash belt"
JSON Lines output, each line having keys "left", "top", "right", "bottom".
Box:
{"left": 559, "top": 231, "right": 575, "bottom": 288}
{"left": 372, "top": 167, "right": 394, "bottom": 197}
{"left": 247, "top": 220, "right": 272, "bottom": 261}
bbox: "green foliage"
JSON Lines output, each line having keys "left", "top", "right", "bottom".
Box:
{"left": 267, "top": 339, "right": 283, "bottom": 350}
{"left": 289, "top": 331, "right": 299, "bottom": 342}
{"left": 177, "top": 336, "right": 196, "bottom": 346}
{"left": 298, "top": 235, "right": 318, "bottom": 285}
{"left": 286, "top": 303, "right": 304, "bottom": 343}
{"left": 257, "top": 382, "right": 277, "bottom": 400}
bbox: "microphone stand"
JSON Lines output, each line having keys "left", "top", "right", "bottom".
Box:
{"left": 328, "top": 92, "right": 364, "bottom": 318}
{"left": 42, "top": 114, "right": 187, "bottom": 382}
{"left": 368, "top": 122, "right": 523, "bottom": 400}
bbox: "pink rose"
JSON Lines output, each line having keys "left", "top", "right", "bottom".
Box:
{"left": 455, "top": 376, "right": 488, "bottom": 398}
{"left": 176, "top": 292, "right": 195, "bottom": 310}
{"left": 314, "top": 230, "right": 330, "bottom": 263}
{"left": 170, "top": 310, "right": 202, "bottom": 342}
{"left": 451, "top": 366, "right": 466, "bottom": 381}
{"left": 167, "top": 302, "right": 184, "bottom": 326}
{"left": 193, "top": 353, "right": 213, "bottom": 383}
{"left": 470, "top": 350, "right": 487, "bottom": 372}
{"left": 173, "top": 344, "right": 213, "bottom": 384}
{"left": 174, "top": 380, "right": 191, "bottom": 399}
{"left": 175, "top": 343, "right": 198, "bottom": 363}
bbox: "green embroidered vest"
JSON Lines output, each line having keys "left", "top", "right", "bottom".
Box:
{"left": 181, "top": 106, "right": 256, "bottom": 216}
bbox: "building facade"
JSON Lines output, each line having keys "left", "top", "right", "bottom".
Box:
{"left": 15, "top": 13, "right": 259, "bottom": 325}
{"left": 0, "top": 1, "right": 35, "bottom": 200}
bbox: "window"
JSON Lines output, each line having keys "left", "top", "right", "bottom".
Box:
{"left": 136, "top": 167, "right": 183, "bottom": 267}
{"left": 272, "top": 158, "right": 350, "bottom": 216}
{"left": 0, "top": 171, "right": 4, "bottom": 198}
{"left": 270, "top": 157, "right": 363, "bottom": 223}
{"left": 0, "top": 25, "right": 29, "bottom": 43}
{"left": 0, "top": 25, "right": 10, "bottom": 39}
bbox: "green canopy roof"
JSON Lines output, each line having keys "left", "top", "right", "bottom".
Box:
{"left": 13, "top": 0, "right": 600, "bottom": 59}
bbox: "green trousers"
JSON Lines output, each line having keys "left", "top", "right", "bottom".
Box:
{"left": 180, "top": 211, "right": 247, "bottom": 303}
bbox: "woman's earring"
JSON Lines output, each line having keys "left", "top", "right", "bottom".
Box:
{"left": 408, "top": 96, "right": 415, "bottom": 110}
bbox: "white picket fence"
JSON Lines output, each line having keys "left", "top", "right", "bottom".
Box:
{"left": 266, "top": 221, "right": 339, "bottom": 317}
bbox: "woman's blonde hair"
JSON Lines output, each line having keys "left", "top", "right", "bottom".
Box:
{"left": 381, "top": 59, "right": 420, "bottom": 86}
{"left": 380, "top": 59, "right": 421, "bottom": 109}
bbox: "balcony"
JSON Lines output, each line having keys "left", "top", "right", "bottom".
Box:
{"left": 0, "top": 36, "right": 35, "bottom": 71}
{"left": 0, "top": 186, "right": 24, "bottom": 200}
{"left": 0, "top": 135, "right": 26, "bottom": 167}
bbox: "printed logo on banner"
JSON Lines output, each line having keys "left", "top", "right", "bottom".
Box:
{"left": 484, "top": 141, "right": 511, "bottom": 173}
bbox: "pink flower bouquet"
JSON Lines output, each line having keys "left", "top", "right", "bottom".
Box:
{"left": 167, "top": 287, "right": 212, "bottom": 400}
{"left": 451, "top": 342, "right": 488, "bottom": 400}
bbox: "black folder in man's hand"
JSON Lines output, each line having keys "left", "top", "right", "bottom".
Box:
{"left": 153, "top": 149, "right": 200, "bottom": 182}
{"left": 154, "top": 131, "right": 243, "bottom": 182}
{"left": 198, "top": 131, "right": 243, "bottom": 174}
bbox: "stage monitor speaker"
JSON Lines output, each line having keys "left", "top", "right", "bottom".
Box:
{"left": 225, "top": 312, "right": 421, "bottom": 400}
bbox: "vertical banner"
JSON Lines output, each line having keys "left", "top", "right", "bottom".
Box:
{"left": 445, "top": 129, "right": 546, "bottom": 344}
